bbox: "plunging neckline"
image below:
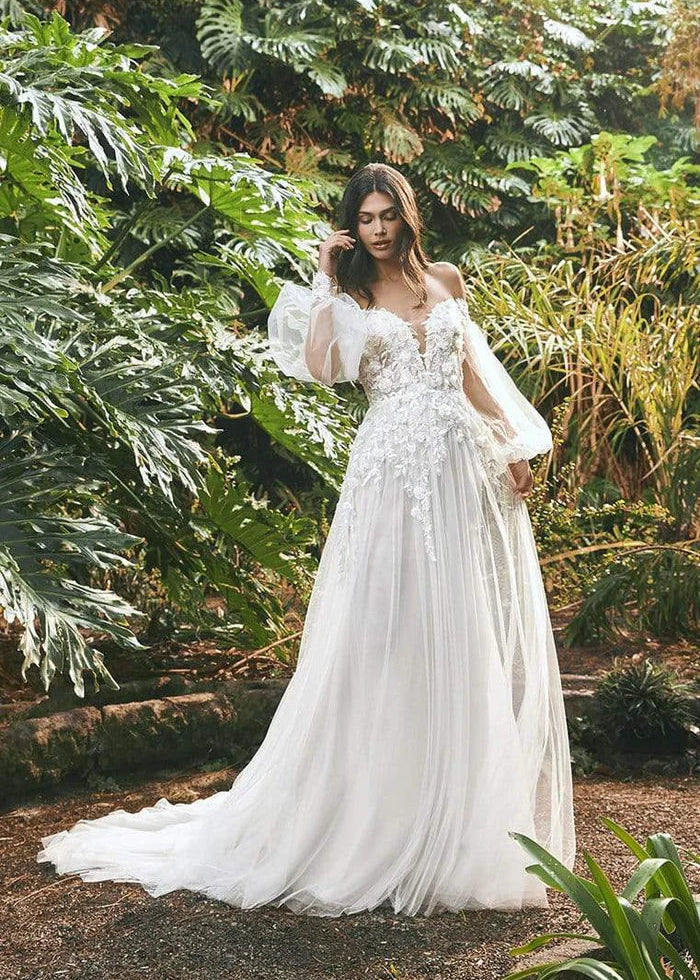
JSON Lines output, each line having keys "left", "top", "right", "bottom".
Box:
{"left": 351, "top": 295, "right": 460, "bottom": 366}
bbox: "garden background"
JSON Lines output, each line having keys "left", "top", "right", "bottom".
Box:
{"left": 0, "top": 1, "right": 698, "bottom": 978}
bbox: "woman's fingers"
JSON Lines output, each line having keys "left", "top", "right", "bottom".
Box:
{"left": 508, "top": 461, "right": 533, "bottom": 498}
{"left": 319, "top": 232, "right": 356, "bottom": 259}
{"left": 323, "top": 231, "right": 355, "bottom": 252}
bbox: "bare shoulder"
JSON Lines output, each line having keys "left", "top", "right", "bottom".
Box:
{"left": 428, "top": 261, "right": 467, "bottom": 299}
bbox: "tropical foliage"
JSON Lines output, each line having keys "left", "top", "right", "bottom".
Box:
{"left": 505, "top": 819, "right": 700, "bottom": 979}
{"left": 36, "top": 0, "right": 696, "bottom": 255}
{"left": 594, "top": 659, "right": 693, "bottom": 747}
{"left": 464, "top": 214, "right": 699, "bottom": 641}
{"left": 0, "top": 0, "right": 697, "bottom": 694}
{"left": 0, "top": 13, "right": 360, "bottom": 694}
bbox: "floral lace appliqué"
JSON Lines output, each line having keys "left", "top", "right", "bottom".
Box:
{"left": 330, "top": 297, "right": 516, "bottom": 577}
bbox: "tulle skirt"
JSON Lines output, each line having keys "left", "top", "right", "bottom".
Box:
{"left": 37, "top": 420, "right": 575, "bottom": 917}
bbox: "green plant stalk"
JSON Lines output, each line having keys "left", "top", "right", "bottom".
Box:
{"left": 102, "top": 205, "right": 211, "bottom": 291}
{"left": 94, "top": 199, "right": 160, "bottom": 272}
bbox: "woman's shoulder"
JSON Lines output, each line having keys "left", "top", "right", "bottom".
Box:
{"left": 427, "top": 261, "right": 467, "bottom": 299}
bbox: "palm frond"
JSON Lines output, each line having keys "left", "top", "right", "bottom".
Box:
{"left": 542, "top": 18, "right": 595, "bottom": 52}
{"left": 364, "top": 35, "right": 423, "bottom": 74}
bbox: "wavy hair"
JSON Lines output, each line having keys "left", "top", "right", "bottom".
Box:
{"left": 334, "top": 163, "right": 431, "bottom": 309}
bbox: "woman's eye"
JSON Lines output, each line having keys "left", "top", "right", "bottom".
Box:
{"left": 359, "top": 213, "right": 397, "bottom": 224}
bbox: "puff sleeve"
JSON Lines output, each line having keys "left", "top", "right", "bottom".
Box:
{"left": 267, "top": 269, "right": 369, "bottom": 385}
{"left": 460, "top": 302, "right": 552, "bottom": 468}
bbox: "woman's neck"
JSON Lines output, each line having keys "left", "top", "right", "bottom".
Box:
{"left": 373, "top": 257, "right": 404, "bottom": 282}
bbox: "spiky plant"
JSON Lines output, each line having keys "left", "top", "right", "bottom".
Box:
{"left": 595, "top": 658, "right": 693, "bottom": 744}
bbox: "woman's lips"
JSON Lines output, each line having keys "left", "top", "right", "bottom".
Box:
{"left": 372, "top": 241, "right": 392, "bottom": 250}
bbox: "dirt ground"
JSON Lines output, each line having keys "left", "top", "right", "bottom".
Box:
{"left": 1, "top": 768, "right": 698, "bottom": 980}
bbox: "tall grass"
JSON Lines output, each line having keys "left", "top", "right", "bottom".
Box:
{"left": 467, "top": 219, "right": 698, "bottom": 523}
{"left": 465, "top": 218, "right": 698, "bottom": 641}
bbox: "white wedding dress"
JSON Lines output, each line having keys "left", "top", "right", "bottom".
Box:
{"left": 37, "top": 269, "right": 575, "bottom": 916}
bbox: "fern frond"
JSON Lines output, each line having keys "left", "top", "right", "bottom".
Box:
{"left": 483, "top": 58, "right": 554, "bottom": 108}
{"left": 214, "top": 88, "right": 265, "bottom": 124}
{"left": 409, "top": 82, "right": 481, "bottom": 124}
{"left": 303, "top": 59, "right": 347, "bottom": 97}
{"left": 524, "top": 106, "right": 593, "bottom": 146}
{"left": 249, "top": 18, "right": 328, "bottom": 63}
{"left": 196, "top": 0, "right": 252, "bottom": 74}
{"left": 372, "top": 111, "right": 424, "bottom": 163}
{"left": 484, "top": 121, "right": 549, "bottom": 163}
{"left": 411, "top": 35, "right": 462, "bottom": 73}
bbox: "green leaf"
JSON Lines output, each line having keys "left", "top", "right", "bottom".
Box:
{"left": 502, "top": 958, "right": 625, "bottom": 980}
{"left": 583, "top": 848, "right": 666, "bottom": 979}
{"left": 509, "top": 833, "right": 629, "bottom": 960}
{"left": 510, "top": 932, "right": 600, "bottom": 956}
{"left": 198, "top": 465, "right": 316, "bottom": 580}
{"left": 304, "top": 59, "right": 347, "bottom": 98}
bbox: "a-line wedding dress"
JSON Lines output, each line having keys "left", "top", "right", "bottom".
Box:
{"left": 37, "top": 268, "right": 575, "bottom": 916}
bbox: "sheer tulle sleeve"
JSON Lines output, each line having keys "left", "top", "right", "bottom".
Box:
{"left": 267, "top": 269, "right": 369, "bottom": 385}
{"left": 459, "top": 300, "right": 552, "bottom": 467}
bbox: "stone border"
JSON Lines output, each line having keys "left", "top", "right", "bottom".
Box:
{"left": 0, "top": 679, "right": 287, "bottom": 804}
{"left": 1, "top": 674, "right": 697, "bottom": 805}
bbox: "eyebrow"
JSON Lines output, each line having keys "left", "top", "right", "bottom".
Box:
{"left": 358, "top": 206, "right": 397, "bottom": 216}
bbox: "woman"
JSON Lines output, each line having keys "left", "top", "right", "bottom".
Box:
{"left": 38, "top": 163, "right": 575, "bottom": 917}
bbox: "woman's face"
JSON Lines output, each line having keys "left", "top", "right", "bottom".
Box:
{"left": 355, "top": 190, "right": 405, "bottom": 262}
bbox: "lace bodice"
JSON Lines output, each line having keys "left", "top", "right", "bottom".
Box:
{"left": 356, "top": 295, "right": 465, "bottom": 405}
{"left": 267, "top": 268, "right": 553, "bottom": 573}
{"left": 335, "top": 295, "right": 501, "bottom": 569}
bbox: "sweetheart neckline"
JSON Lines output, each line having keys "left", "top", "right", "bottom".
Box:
{"left": 351, "top": 294, "right": 461, "bottom": 329}
{"left": 357, "top": 296, "right": 464, "bottom": 363}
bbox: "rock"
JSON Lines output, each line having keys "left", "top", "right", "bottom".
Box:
{"left": 98, "top": 692, "right": 240, "bottom": 773}
{"left": 220, "top": 679, "right": 288, "bottom": 747}
{"left": 25, "top": 673, "right": 196, "bottom": 718}
{"left": 0, "top": 702, "right": 33, "bottom": 726}
{"left": 562, "top": 689, "right": 595, "bottom": 720}
{"left": 0, "top": 707, "right": 101, "bottom": 797}
{"left": 0, "top": 679, "right": 289, "bottom": 803}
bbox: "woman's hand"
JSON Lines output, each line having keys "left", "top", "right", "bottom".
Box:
{"left": 507, "top": 459, "right": 534, "bottom": 499}
{"left": 318, "top": 229, "right": 356, "bottom": 277}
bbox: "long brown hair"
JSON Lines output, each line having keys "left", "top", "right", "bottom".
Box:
{"left": 334, "top": 163, "right": 431, "bottom": 309}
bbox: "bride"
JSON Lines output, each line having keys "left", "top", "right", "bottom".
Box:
{"left": 37, "top": 162, "right": 575, "bottom": 917}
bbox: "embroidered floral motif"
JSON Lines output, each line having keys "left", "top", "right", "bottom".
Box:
{"left": 326, "top": 294, "right": 517, "bottom": 577}
{"left": 311, "top": 268, "right": 338, "bottom": 301}
{"left": 270, "top": 270, "right": 544, "bottom": 575}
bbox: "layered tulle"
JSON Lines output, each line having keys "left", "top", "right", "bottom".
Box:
{"left": 267, "top": 277, "right": 369, "bottom": 385}
{"left": 38, "top": 427, "right": 573, "bottom": 915}
{"left": 37, "top": 270, "right": 575, "bottom": 916}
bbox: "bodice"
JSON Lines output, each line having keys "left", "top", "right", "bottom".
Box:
{"left": 267, "top": 271, "right": 552, "bottom": 574}
{"left": 356, "top": 297, "right": 467, "bottom": 407}
{"left": 332, "top": 296, "right": 513, "bottom": 572}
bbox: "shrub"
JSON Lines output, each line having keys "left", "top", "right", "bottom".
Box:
{"left": 594, "top": 658, "right": 693, "bottom": 751}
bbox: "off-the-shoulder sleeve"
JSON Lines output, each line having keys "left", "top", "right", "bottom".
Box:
{"left": 458, "top": 300, "right": 552, "bottom": 468}
{"left": 267, "top": 269, "right": 369, "bottom": 385}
